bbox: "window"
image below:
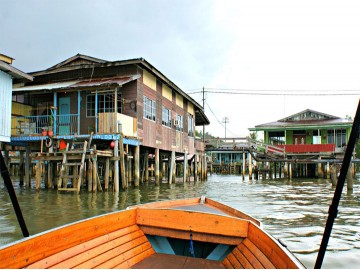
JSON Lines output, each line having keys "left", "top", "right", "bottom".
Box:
{"left": 175, "top": 114, "right": 183, "bottom": 132}
{"left": 143, "top": 96, "right": 156, "bottom": 121}
{"left": 312, "top": 130, "right": 321, "bottom": 144}
{"left": 268, "top": 131, "right": 285, "bottom": 145}
{"left": 188, "top": 113, "right": 194, "bottom": 136}
{"left": 86, "top": 93, "right": 122, "bottom": 117}
{"left": 328, "top": 129, "right": 347, "bottom": 147}
{"left": 162, "top": 106, "right": 172, "bottom": 127}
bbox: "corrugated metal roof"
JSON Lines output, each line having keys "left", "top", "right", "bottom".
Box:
{"left": 0, "top": 61, "right": 33, "bottom": 81}
{"left": 13, "top": 74, "right": 140, "bottom": 92}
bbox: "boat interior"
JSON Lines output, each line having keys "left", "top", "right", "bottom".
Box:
{"left": 0, "top": 198, "right": 303, "bottom": 269}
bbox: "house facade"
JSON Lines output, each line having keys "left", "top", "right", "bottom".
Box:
{"left": 249, "top": 109, "right": 353, "bottom": 159}
{"left": 11, "top": 54, "right": 209, "bottom": 155}
{"left": 0, "top": 54, "right": 32, "bottom": 142}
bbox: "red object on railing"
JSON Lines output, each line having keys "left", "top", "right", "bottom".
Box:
{"left": 276, "top": 144, "right": 335, "bottom": 153}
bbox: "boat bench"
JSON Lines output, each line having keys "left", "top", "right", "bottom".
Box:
{"left": 27, "top": 224, "right": 155, "bottom": 269}
{"left": 223, "top": 239, "right": 275, "bottom": 269}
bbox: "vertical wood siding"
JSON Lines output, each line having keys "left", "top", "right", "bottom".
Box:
{"left": 0, "top": 71, "right": 12, "bottom": 142}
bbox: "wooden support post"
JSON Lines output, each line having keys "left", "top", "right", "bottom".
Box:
{"left": 87, "top": 159, "right": 93, "bottom": 192}
{"left": 128, "top": 152, "right": 132, "bottom": 187}
{"left": 47, "top": 162, "right": 53, "bottom": 189}
{"left": 25, "top": 146, "right": 31, "bottom": 187}
{"left": 104, "top": 158, "right": 110, "bottom": 191}
{"left": 279, "top": 162, "right": 282, "bottom": 178}
{"left": 242, "top": 152, "right": 246, "bottom": 180}
{"left": 169, "top": 150, "right": 175, "bottom": 184}
{"left": 114, "top": 140, "right": 119, "bottom": 192}
{"left": 326, "top": 162, "right": 330, "bottom": 179}
{"left": 119, "top": 137, "right": 127, "bottom": 189}
{"left": 289, "top": 163, "right": 293, "bottom": 179}
{"left": 274, "top": 162, "right": 277, "bottom": 179}
{"left": 134, "top": 145, "right": 140, "bottom": 187}
{"left": 248, "top": 153, "right": 252, "bottom": 180}
{"left": 330, "top": 164, "right": 337, "bottom": 187}
{"left": 317, "top": 162, "right": 323, "bottom": 179}
{"left": 144, "top": 151, "right": 149, "bottom": 182}
{"left": 284, "top": 162, "right": 288, "bottom": 179}
{"left": 183, "top": 151, "right": 187, "bottom": 183}
{"left": 35, "top": 160, "right": 41, "bottom": 190}
{"left": 92, "top": 151, "right": 97, "bottom": 192}
{"left": 19, "top": 151, "right": 24, "bottom": 186}
{"left": 44, "top": 161, "right": 48, "bottom": 189}
{"left": 200, "top": 154, "right": 205, "bottom": 181}
{"left": 194, "top": 154, "right": 198, "bottom": 182}
{"left": 346, "top": 163, "right": 353, "bottom": 190}
{"left": 155, "top": 148, "right": 160, "bottom": 185}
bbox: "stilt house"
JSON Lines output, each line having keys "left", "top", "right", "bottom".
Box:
{"left": 249, "top": 109, "right": 352, "bottom": 159}
{"left": 10, "top": 54, "right": 210, "bottom": 189}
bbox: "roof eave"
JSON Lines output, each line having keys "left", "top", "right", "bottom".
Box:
{"left": 0, "top": 61, "right": 33, "bottom": 82}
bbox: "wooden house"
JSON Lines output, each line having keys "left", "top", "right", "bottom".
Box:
{"left": 0, "top": 54, "right": 32, "bottom": 142}
{"left": 10, "top": 54, "right": 209, "bottom": 190}
{"left": 249, "top": 109, "right": 352, "bottom": 159}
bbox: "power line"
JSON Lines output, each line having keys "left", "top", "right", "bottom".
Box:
{"left": 187, "top": 88, "right": 360, "bottom": 96}
{"left": 205, "top": 101, "right": 239, "bottom": 137}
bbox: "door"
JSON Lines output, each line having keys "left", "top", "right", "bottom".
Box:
{"left": 59, "top": 97, "right": 71, "bottom": 135}
{"left": 293, "top": 135, "right": 306, "bottom": 144}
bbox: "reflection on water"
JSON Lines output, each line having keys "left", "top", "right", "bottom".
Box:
{"left": 0, "top": 175, "right": 359, "bottom": 268}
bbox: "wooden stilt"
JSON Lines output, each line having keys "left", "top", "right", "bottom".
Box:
{"left": 242, "top": 152, "right": 246, "bottom": 180}
{"left": 134, "top": 145, "right": 140, "bottom": 187}
{"left": 104, "top": 158, "right": 110, "bottom": 191}
{"left": 169, "top": 150, "right": 175, "bottom": 184}
{"left": 25, "top": 147, "right": 31, "bottom": 188}
{"left": 346, "top": 163, "right": 353, "bottom": 190}
{"left": 114, "top": 140, "right": 119, "bottom": 192}
{"left": 248, "top": 153, "right": 252, "bottom": 180}
{"left": 35, "top": 160, "right": 41, "bottom": 190}
{"left": 87, "top": 159, "right": 93, "bottom": 192}
{"left": 289, "top": 163, "right": 293, "bottom": 179}
{"left": 155, "top": 148, "right": 160, "bottom": 185}
{"left": 330, "top": 164, "right": 337, "bottom": 186}
{"left": 119, "top": 137, "right": 127, "bottom": 189}
{"left": 128, "top": 152, "right": 132, "bottom": 187}
{"left": 19, "top": 151, "right": 24, "bottom": 187}
{"left": 183, "top": 151, "right": 187, "bottom": 183}
{"left": 194, "top": 154, "right": 198, "bottom": 182}
{"left": 144, "top": 151, "right": 149, "bottom": 182}
{"left": 92, "top": 147, "right": 97, "bottom": 192}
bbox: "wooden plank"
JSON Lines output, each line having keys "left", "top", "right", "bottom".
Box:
{"left": 53, "top": 230, "right": 146, "bottom": 268}
{"left": 248, "top": 222, "right": 301, "bottom": 269}
{"left": 222, "top": 257, "right": 235, "bottom": 269}
{"left": 205, "top": 198, "right": 261, "bottom": 226}
{"left": 232, "top": 247, "right": 253, "bottom": 269}
{"left": 130, "top": 197, "right": 200, "bottom": 209}
{"left": 227, "top": 252, "right": 243, "bottom": 269}
{"left": 118, "top": 247, "right": 156, "bottom": 269}
{"left": 140, "top": 225, "right": 244, "bottom": 246}
{"left": 136, "top": 208, "right": 249, "bottom": 238}
{"left": 92, "top": 240, "right": 154, "bottom": 268}
{"left": 27, "top": 225, "right": 140, "bottom": 269}
{"left": 238, "top": 242, "right": 264, "bottom": 269}
{"left": 242, "top": 238, "right": 275, "bottom": 269}
{"left": 0, "top": 209, "right": 137, "bottom": 269}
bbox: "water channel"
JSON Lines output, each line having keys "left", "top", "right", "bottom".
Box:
{"left": 1, "top": 174, "right": 359, "bottom": 268}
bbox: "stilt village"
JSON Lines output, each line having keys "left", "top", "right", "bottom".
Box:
{"left": 0, "top": 53, "right": 357, "bottom": 192}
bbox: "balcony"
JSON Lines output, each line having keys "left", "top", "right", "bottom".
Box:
{"left": 12, "top": 114, "right": 79, "bottom": 136}
{"left": 276, "top": 144, "right": 336, "bottom": 153}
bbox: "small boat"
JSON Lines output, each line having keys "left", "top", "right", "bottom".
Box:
{"left": 0, "top": 196, "right": 304, "bottom": 269}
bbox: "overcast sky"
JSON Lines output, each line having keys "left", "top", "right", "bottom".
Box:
{"left": 2, "top": 0, "right": 360, "bottom": 138}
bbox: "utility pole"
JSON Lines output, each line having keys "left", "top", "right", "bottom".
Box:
{"left": 222, "top": 117, "right": 229, "bottom": 139}
{"left": 202, "top": 87, "right": 205, "bottom": 142}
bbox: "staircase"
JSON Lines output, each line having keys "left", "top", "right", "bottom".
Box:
{"left": 57, "top": 140, "right": 88, "bottom": 192}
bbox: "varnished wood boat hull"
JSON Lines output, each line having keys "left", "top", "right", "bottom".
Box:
{"left": 0, "top": 197, "right": 304, "bottom": 269}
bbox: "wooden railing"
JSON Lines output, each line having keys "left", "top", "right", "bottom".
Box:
{"left": 12, "top": 114, "right": 79, "bottom": 136}
{"left": 276, "top": 144, "right": 336, "bottom": 153}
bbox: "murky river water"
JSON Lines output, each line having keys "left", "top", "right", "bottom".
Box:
{"left": 1, "top": 175, "right": 359, "bottom": 268}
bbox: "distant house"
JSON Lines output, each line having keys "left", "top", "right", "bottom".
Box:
{"left": 249, "top": 109, "right": 353, "bottom": 159}
{"left": 0, "top": 54, "right": 32, "bottom": 142}
{"left": 11, "top": 54, "right": 209, "bottom": 156}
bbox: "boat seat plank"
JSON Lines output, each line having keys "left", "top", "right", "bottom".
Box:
{"left": 50, "top": 229, "right": 150, "bottom": 268}
{"left": 222, "top": 257, "right": 235, "bottom": 269}
{"left": 130, "top": 253, "right": 226, "bottom": 269}
{"left": 27, "top": 225, "right": 140, "bottom": 269}
{"left": 225, "top": 252, "right": 244, "bottom": 269}
{"left": 238, "top": 242, "right": 264, "bottom": 269}
{"left": 95, "top": 241, "right": 154, "bottom": 269}
{"left": 242, "top": 239, "right": 275, "bottom": 269}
